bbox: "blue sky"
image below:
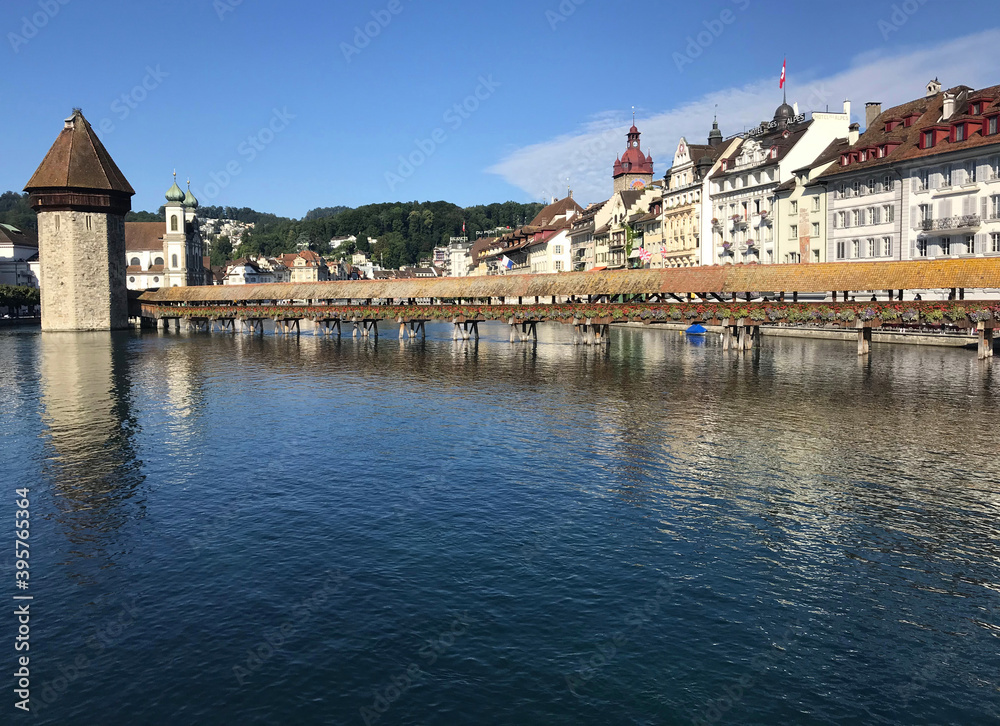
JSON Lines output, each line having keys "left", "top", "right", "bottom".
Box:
{"left": 3, "top": 0, "right": 999, "bottom": 217}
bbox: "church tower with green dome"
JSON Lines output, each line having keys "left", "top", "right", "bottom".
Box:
{"left": 160, "top": 173, "right": 205, "bottom": 287}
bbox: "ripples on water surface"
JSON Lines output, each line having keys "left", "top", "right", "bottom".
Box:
{"left": 1, "top": 324, "right": 999, "bottom": 725}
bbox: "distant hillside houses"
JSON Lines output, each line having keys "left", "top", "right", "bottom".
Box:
{"left": 212, "top": 251, "right": 443, "bottom": 285}
{"left": 200, "top": 218, "right": 254, "bottom": 246}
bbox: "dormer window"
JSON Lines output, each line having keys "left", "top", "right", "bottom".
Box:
{"left": 885, "top": 119, "right": 901, "bottom": 132}
{"left": 955, "top": 125, "right": 966, "bottom": 142}
{"left": 841, "top": 155, "right": 849, "bottom": 166}
{"left": 922, "top": 130, "right": 934, "bottom": 149}
{"left": 990, "top": 117, "right": 999, "bottom": 136}
{"left": 970, "top": 102, "right": 982, "bottom": 115}
{"left": 769, "top": 147, "right": 777, "bottom": 159}
{"left": 721, "top": 160, "right": 728, "bottom": 172}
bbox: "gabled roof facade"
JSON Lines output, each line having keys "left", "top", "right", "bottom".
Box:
{"left": 820, "top": 83, "right": 1000, "bottom": 180}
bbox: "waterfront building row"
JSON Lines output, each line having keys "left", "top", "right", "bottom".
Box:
{"left": 468, "top": 77, "right": 1000, "bottom": 277}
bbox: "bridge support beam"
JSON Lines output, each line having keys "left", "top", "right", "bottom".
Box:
{"left": 857, "top": 321, "right": 872, "bottom": 356}
{"left": 978, "top": 323, "right": 994, "bottom": 360}
{"left": 240, "top": 318, "right": 264, "bottom": 335}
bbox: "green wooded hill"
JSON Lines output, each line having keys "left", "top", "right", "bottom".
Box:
{"left": 0, "top": 193, "right": 543, "bottom": 269}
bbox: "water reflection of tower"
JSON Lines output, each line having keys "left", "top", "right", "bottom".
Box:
{"left": 40, "top": 332, "right": 144, "bottom": 577}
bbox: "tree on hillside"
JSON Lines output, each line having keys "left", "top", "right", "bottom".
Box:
{"left": 0, "top": 192, "right": 37, "bottom": 232}
{"left": 210, "top": 236, "right": 232, "bottom": 267}
{"left": 125, "top": 210, "right": 162, "bottom": 222}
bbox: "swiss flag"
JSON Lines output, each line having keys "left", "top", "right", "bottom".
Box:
{"left": 779, "top": 59, "right": 786, "bottom": 89}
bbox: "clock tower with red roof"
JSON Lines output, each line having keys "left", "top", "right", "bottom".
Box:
{"left": 613, "top": 124, "right": 655, "bottom": 193}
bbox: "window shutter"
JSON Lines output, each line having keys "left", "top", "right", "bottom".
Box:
{"left": 982, "top": 196, "right": 989, "bottom": 220}
{"left": 976, "top": 233, "right": 987, "bottom": 253}
{"left": 911, "top": 177, "right": 918, "bottom": 194}
{"left": 910, "top": 235, "right": 916, "bottom": 260}
{"left": 941, "top": 199, "right": 952, "bottom": 218}
{"left": 962, "top": 196, "right": 973, "bottom": 217}
{"left": 930, "top": 172, "right": 940, "bottom": 190}
{"left": 910, "top": 207, "right": 918, "bottom": 230}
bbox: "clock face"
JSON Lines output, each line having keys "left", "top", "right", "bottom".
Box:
{"left": 631, "top": 179, "right": 646, "bottom": 190}
{"left": 632, "top": 141, "right": 639, "bottom": 148}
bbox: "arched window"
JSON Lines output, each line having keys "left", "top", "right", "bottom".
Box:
{"left": 171, "top": 254, "right": 178, "bottom": 268}
{"left": 154, "top": 257, "right": 164, "bottom": 266}
{"left": 171, "top": 216, "right": 178, "bottom": 232}
{"left": 130, "top": 257, "right": 140, "bottom": 266}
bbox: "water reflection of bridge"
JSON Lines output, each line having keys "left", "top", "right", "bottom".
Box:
{"left": 138, "top": 260, "right": 1000, "bottom": 358}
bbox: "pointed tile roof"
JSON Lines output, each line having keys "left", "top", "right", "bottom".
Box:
{"left": 24, "top": 109, "right": 135, "bottom": 195}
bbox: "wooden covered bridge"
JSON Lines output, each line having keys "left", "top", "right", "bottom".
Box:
{"left": 137, "top": 258, "right": 1000, "bottom": 358}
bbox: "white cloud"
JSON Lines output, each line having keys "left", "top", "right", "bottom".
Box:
{"left": 488, "top": 29, "right": 1000, "bottom": 206}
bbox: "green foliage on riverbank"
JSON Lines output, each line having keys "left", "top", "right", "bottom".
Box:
{"left": 0, "top": 285, "right": 40, "bottom": 316}
{"left": 0, "top": 190, "right": 543, "bottom": 268}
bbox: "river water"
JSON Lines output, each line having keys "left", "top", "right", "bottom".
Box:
{"left": 2, "top": 323, "right": 999, "bottom": 725}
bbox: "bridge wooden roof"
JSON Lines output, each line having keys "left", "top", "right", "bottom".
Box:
{"left": 139, "top": 258, "right": 1000, "bottom": 304}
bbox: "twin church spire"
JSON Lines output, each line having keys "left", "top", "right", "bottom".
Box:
{"left": 165, "top": 171, "right": 198, "bottom": 209}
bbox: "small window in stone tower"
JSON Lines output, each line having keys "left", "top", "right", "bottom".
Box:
{"left": 85, "top": 215, "right": 92, "bottom": 231}
{"left": 54, "top": 215, "right": 60, "bottom": 232}
{"left": 172, "top": 254, "right": 178, "bottom": 268}
{"left": 171, "top": 215, "right": 178, "bottom": 232}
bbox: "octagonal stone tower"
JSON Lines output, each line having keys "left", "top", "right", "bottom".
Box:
{"left": 24, "top": 109, "right": 135, "bottom": 331}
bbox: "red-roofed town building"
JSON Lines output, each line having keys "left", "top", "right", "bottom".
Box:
{"left": 822, "top": 79, "right": 1000, "bottom": 265}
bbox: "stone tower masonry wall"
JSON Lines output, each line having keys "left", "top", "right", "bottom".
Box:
{"left": 38, "top": 210, "right": 129, "bottom": 331}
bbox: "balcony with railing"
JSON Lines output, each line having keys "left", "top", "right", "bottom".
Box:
{"left": 919, "top": 215, "right": 981, "bottom": 233}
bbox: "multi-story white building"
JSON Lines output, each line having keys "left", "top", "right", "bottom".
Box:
{"left": 569, "top": 204, "right": 601, "bottom": 272}
{"left": 773, "top": 137, "right": 850, "bottom": 264}
{"left": 660, "top": 121, "right": 733, "bottom": 268}
{"left": 823, "top": 80, "right": 1000, "bottom": 272}
{"left": 223, "top": 259, "right": 272, "bottom": 285}
{"left": 0, "top": 223, "right": 39, "bottom": 288}
{"left": 704, "top": 100, "right": 851, "bottom": 265}
{"left": 481, "top": 196, "right": 581, "bottom": 275}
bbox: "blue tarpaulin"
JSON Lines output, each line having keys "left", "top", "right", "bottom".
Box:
{"left": 686, "top": 323, "right": 707, "bottom": 335}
